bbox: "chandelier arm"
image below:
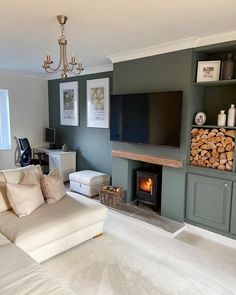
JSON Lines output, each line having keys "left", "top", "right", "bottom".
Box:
{"left": 67, "top": 64, "right": 82, "bottom": 75}
{"left": 44, "top": 67, "right": 61, "bottom": 74}
{"left": 47, "top": 44, "right": 64, "bottom": 72}
{"left": 70, "top": 69, "right": 83, "bottom": 75}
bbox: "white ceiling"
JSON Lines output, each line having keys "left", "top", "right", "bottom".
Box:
{"left": 1, "top": 0, "right": 236, "bottom": 78}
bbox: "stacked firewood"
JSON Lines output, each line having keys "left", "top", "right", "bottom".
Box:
{"left": 190, "top": 128, "right": 236, "bottom": 171}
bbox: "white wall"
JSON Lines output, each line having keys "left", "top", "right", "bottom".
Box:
{"left": 0, "top": 73, "right": 48, "bottom": 169}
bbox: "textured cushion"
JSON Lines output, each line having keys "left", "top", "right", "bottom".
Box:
{"left": 0, "top": 165, "right": 43, "bottom": 213}
{"left": 69, "top": 170, "right": 110, "bottom": 186}
{"left": 0, "top": 194, "right": 108, "bottom": 253}
{"left": 41, "top": 168, "right": 65, "bottom": 204}
{"left": 6, "top": 173, "right": 44, "bottom": 217}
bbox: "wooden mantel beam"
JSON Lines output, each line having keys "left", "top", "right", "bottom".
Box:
{"left": 111, "top": 150, "right": 183, "bottom": 169}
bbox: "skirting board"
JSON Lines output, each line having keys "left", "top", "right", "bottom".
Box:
{"left": 181, "top": 223, "right": 236, "bottom": 250}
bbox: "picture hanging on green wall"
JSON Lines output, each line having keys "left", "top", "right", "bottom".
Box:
{"left": 86, "top": 78, "right": 109, "bottom": 128}
{"left": 60, "top": 81, "right": 79, "bottom": 126}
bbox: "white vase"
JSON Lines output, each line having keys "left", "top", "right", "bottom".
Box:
{"left": 217, "top": 110, "right": 226, "bottom": 126}
{"left": 227, "top": 104, "right": 236, "bottom": 127}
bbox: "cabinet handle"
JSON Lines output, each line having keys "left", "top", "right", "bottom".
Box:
{"left": 224, "top": 183, "right": 229, "bottom": 187}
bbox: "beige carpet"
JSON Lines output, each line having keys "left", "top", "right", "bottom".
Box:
{"left": 42, "top": 210, "right": 236, "bottom": 295}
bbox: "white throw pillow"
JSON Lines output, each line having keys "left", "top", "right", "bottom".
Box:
{"left": 0, "top": 165, "right": 43, "bottom": 213}
{"left": 6, "top": 172, "right": 44, "bottom": 217}
{"left": 41, "top": 168, "right": 65, "bottom": 204}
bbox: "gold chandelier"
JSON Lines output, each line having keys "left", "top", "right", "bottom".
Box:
{"left": 42, "top": 15, "right": 84, "bottom": 79}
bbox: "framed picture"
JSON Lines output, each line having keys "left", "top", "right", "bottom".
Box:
{"left": 196, "top": 60, "right": 221, "bottom": 82}
{"left": 86, "top": 78, "right": 109, "bottom": 128}
{"left": 60, "top": 81, "right": 79, "bottom": 126}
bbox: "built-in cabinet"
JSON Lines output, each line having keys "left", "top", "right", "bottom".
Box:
{"left": 186, "top": 173, "right": 232, "bottom": 232}
{"left": 185, "top": 41, "right": 236, "bottom": 239}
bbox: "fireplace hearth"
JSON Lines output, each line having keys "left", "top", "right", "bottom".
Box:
{"left": 136, "top": 170, "right": 161, "bottom": 211}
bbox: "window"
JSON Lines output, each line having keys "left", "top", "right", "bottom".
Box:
{"left": 0, "top": 89, "right": 11, "bottom": 150}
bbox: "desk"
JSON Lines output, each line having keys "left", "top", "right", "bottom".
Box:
{"left": 34, "top": 148, "right": 76, "bottom": 181}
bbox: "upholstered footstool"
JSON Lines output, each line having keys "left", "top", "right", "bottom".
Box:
{"left": 69, "top": 170, "right": 110, "bottom": 197}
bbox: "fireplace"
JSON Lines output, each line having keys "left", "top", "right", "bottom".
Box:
{"left": 136, "top": 170, "right": 161, "bottom": 211}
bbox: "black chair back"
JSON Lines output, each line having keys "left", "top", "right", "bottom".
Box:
{"left": 18, "top": 138, "right": 32, "bottom": 167}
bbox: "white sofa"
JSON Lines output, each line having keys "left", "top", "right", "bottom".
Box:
{"left": 0, "top": 165, "right": 108, "bottom": 294}
{"left": 0, "top": 233, "right": 75, "bottom": 294}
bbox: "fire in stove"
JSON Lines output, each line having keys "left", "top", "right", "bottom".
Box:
{"left": 136, "top": 170, "right": 160, "bottom": 211}
{"left": 139, "top": 177, "right": 153, "bottom": 193}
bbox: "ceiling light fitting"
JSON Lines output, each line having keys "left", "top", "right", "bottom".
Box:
{"left": 42, "top": 15, "right": 84, "bottom": 79}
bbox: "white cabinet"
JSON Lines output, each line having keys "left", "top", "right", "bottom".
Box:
{"left": 35, "top": 148, "right": 76, "bottom": 181}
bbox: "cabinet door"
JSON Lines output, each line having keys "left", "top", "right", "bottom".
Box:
{"left": 230, "top": 183, "right": 236, "bottom": 235}
{"left": 186, "top": 174, "right": 232, "bottom": 232}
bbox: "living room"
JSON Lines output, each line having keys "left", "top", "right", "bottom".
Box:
{"left": 0, "top": 1, "right": 236, "bottom": 294}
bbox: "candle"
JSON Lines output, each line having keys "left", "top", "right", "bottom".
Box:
{"left": 43, "top": 61, "right": 49, "bottom": 68}
{"left": 71, "top": 50, "right": 75, "bottom": 64}
{"left": 46, "top": 50, "right": 51, "bottom": 63}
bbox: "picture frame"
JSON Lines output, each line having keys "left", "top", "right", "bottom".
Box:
{"left": 196, "top": 60, "right": 221, "bottom": 82}
{"left": 60, "top": 81, "right": 79, "bottom": 126}
{"left": 86, "top": 78, "right": 110, "bottom": 128}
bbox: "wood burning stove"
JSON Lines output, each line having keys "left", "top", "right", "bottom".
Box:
{"left": 136, "top": 170, "right": 161, "bottom": 211}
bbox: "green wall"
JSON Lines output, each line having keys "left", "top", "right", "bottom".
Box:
{"left": 112, "top": 50, "right": 193, "bottom": 221}
{"left": 48, "top": 71, "right": 113, "bottom": 175}
{"left": 113, "top": 49, "right": 193, "bottom": 159}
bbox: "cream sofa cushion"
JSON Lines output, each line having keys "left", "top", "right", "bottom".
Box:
{"left": 6, "top": 170, "right": 44, "bottom": 217}
{"left": 0, "top": 165, "right": 43, "bottom": 213}
{"left": 2, "top": 165, "right": 42, "bottom": 184}
{"left": 41, "top": 168, "right": 65, "bottom": 204}
{"left": 0, "top": 194, "right": 108, "bottom": 253}
{"left": 0, "top": 241, "right": 75, "bottom": 294}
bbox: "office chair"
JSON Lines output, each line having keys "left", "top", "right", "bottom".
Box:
{"left": 18, "top": 137, "right": 48, "bottom": 168}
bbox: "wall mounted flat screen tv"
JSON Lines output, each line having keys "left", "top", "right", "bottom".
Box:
{"left": 110, "top": 91, "right": 183, "bottom": 148}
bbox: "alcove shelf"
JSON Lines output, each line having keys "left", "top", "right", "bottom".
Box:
{"left": 191, "top": 124, "right": 236, "bottom": 130}
{"left": 194, "top": 79, "right": 236, "bottom": 87}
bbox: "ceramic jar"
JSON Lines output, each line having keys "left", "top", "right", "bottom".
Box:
{"left": 217, "top": 110, "right": 226, "bottom": 126}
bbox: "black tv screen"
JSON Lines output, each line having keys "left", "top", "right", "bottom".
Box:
{"left": 45, "top": 128, "right": 56, "bottom": 144}
{"left": 110, "top": 91, "right": 183, "bottom": 148}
